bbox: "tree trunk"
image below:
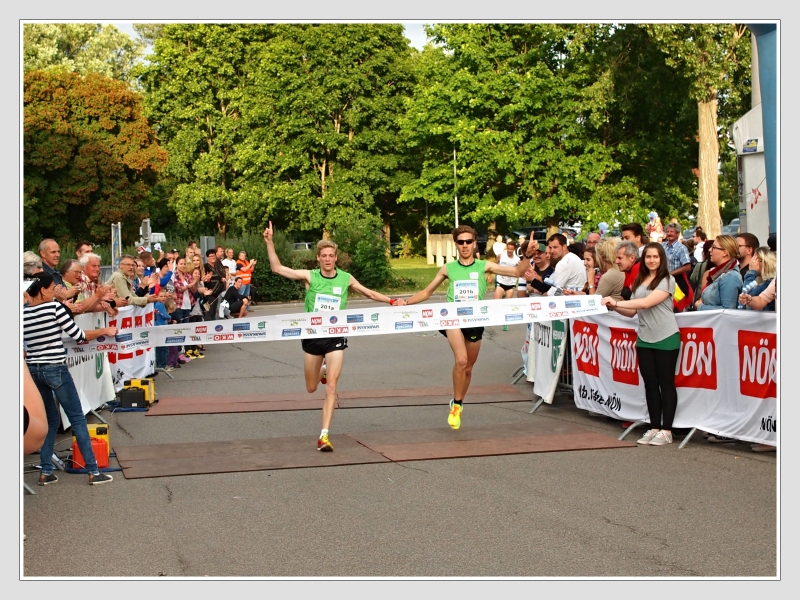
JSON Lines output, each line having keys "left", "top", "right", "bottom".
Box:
{"left": 697, "top": 98, "right": 722, "bottom": 237}
{"left": 382, "top": 220, "right": 391, "bottom": 258}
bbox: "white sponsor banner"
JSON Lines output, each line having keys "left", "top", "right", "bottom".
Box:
{"left": 570, "top": 310, "right": 777, "bottom": 445}
{"left": 529, "top": 320, "right": 568, "bottom": 404}
{"left": 62, "top": 296, "right": 607, "bottom": 350}
{"left": 61, "top": 312, "right": 116, "bottom": 429}
{"left": 521, "top": 323, "right": 531, "bottom": 378}
{"left": 106, "top": 305, "right": 155, "bottom": 392}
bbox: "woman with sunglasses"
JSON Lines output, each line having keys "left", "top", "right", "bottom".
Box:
{"left": 23, "top": 272, "right": 118, "bottom": 485}
{"left": 405, "top": 225, "right": 532, "bottom": 430}
{"left": 694, "top": 235, "right": 743, "bottom": 311}
{"left": 601, "top": 243, "right": 680, "bottom": 446}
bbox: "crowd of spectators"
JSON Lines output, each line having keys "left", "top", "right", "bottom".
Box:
{"left": 499, "top": 220, "right": 776, "bottom": 451}
{"left": 22, "top": 237, "right": 264, "bottom": 486}
{"left": 23, "top": 240, "right": 259, "bottom": 373}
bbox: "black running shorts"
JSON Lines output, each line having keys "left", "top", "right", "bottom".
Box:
{"left": 302, "top": 337, "right": 348, "bottom": 356}
{"left": 439, "top": 327, "right": 484, "bottom": 343}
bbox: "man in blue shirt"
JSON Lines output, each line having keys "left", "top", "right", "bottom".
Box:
{"left": 661, "top": 223, "right": 691, "bottom": 278}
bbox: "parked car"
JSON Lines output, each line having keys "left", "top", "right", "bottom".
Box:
{"left": 721, "top": 224, "right": 740, "bottom": 235}
{"left": 292, "top": 242, "right": 314, "bottom": 251}
{"left": 511, "top": 226, "right": 548, "bottom": 242}
{"left": 728, "top": 218, "right": 740, "bottom": 228}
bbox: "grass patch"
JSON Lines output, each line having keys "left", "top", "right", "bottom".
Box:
{"left": 378, "top": 257, "right": 448, "bottom": 296}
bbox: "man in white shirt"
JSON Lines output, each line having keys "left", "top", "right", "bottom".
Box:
{"left": 221, "top": 247, "right": 238, "bottom": 276}
{"left": 692, "top": 229, "right": 707, "bottom": 263}
{"left": 491, "top": 234, "right": 505, "bottom": 259}
{"left": 544, "top": 233, "right": 586, "bottom": 295}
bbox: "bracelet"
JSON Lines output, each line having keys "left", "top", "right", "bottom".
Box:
{"left": 389, "top": 298, "right": 399, "bottom": 306}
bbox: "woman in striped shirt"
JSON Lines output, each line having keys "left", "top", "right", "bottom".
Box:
{"left": 23, "top": 272, "right": 118, "bottom": 486}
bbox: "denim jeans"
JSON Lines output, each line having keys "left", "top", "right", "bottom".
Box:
{"left": 27, "top": 363, "right": 99, "bottom": 475}
{"left": 239, "top": 284, "right": 251, "bottom": 298}
{"left": 155, "top": 346, "right": 168, "bottom": 368}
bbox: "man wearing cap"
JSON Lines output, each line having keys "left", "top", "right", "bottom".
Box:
{"left": 661, "top": 222, "right": 691, "bottom": 278}
{"left": 524, "top": 242, "right": 554, "bottom": 296}
{"left": 525, "top": 233, "right": 585, "bottom": 295}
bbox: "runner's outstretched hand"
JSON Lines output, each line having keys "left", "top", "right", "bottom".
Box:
{"left": 263, "top": 221, "right": 274, "bottom": 243}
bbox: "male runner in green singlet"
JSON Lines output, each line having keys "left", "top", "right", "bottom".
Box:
{"left": 405, "top": 225, "right": 533, "bottom": 430}
{"left": 264, "top": 222, "right": 403, "bottom": 451}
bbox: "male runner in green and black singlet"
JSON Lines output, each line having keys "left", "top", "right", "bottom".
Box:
{"left": 264, "top": 222, "right": 403, "bottom": 451}
{"left": 405, "top": 225, "right": 532, "bottom": 430}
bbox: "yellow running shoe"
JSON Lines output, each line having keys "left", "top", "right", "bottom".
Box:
{"left": 447, "top": 400, "right": 462, "bottom": 430}
{"left": 317, "top": 433, "right": 333, "bottom": 451}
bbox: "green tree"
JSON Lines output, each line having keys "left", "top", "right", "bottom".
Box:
{"left": 137, "top": 24, "right": 278, "bottom": 238}
{"left": 24, "top": 70, "right": 168, "bottom": 246}
{"left": 233, "top": 24, "right": 416, "bottom": 242}
{"left": 646, "top": 24, "right": 751, "bottom": 235}
{"left": 23, "top": 23, "right": 144, "bottom": 82}
{"left": 575, "top": 24, "right": 699, "bottom": 227}
{"left": 132, "top": 23, "right": 167, "bottom": 46}
{"left": 400, "top": 24, "right": 635, "bottom": 234}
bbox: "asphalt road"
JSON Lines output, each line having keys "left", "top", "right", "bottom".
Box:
{"left": 20, "top": 298, "right": 778, "bottom": 581}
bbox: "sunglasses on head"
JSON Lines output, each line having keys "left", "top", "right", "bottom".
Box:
{"left": 456, "top": 239, "right": 474, "bottom": 245}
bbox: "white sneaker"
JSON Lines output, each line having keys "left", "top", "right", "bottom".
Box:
{"left": 649, "top": 431, "right": 673, "bottom": 446}
{"left": 637, "top": 429, "right": 658, "bottom": 444}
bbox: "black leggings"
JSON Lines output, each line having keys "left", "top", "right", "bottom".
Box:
{"left": 636, "top": 346, "right": 679, "bottom": 430}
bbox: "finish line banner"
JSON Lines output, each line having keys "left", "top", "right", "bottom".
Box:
{"left": 63, "top": 296, "right": 608, "bottom": 353}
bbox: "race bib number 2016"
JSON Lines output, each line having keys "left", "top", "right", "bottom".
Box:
{"left": 314, "top": 293, "right": 341, "bottom": 312}
{"left": 453, "top": 280, "right": 478, "bottom": 302}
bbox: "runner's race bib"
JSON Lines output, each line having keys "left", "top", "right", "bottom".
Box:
{"left": 314, "top": 293, "right": 341, "bottom": 312}
{"left": 453, "top": 280, "right": 479, "bottom": 302}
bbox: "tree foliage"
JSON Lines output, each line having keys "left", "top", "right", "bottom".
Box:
{"left": 646, "top": 23, "right": 751, "bottom": 234}
{"left": 25, "top": 23, "right": 756, "bottom": 256}
{"left": 23, "top": 23, "right": 145, "bottom": 82}
{"left": 136, "top": 24, "right": 275, "bottom": 238}
{"left": 330, "top": 216, "right": 394, "bottom": 289}
{"left": 400, "top": 24, "right": 629, "bottom": 233}
{"left": 137, "top": 23, "right": 416, "bottom": 243}
{"left": 23, "top": 70, "right": 168, "bottom": 246}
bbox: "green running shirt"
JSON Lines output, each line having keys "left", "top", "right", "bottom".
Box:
{"left": 446, "top": 260, "right": 486, "bottom": 302}
{"left": 304, "top": 269, "right": 351, "bottom": 313}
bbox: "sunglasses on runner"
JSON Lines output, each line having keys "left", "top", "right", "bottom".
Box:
{"left": 456, "top": 239, "right": 474, "bottom": 245}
